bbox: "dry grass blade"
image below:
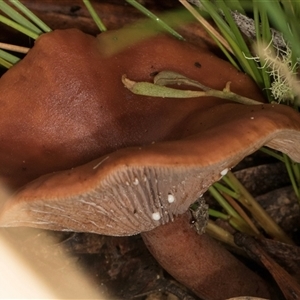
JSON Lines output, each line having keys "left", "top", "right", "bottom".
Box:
{"left": 0, "top": 42, "right": 29, "bottom": 54}
{"left": 179, "top": 0, "right": 233, "bottom": 54}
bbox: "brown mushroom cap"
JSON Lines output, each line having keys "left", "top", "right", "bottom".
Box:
{"left": 1, "top": 101, "right": 300, "bottom": 235}
{"left": 1, "top": 29, "right": 300, "bottom": 236}
{"left": 0, "top": 28, "right": 262, "bottom": 190}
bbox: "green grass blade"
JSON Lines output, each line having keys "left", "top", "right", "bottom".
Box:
{"left": 290, "top": 0, "right": 300, "bottom": 18}
{"left": 213, "top": 182, "right": 239, "bottom": 199}
{"left": 199, "top": 0, "right": 263, "bottom": 86}
{"left": 259, "top": 6, "right": 272, "bottom": 78}
{"left": 280, "top": 0, "right": 295, "bottom": 16}
{"left": 215, "top": 0, "right": 263, "bottom": 85}
{"left": 253, "top": 0, "right": 261, "bottom": 39}
{"left": 259, "top": 1, "right": 300, "bottom": 61}
{"left": 225, "top": 171, "right": 294, "bottom": 244}
{"left": 253, "top": 1, "right": 272, "bottom": 101}
{"left": 283, "top": 154, "right": 300, "bottom": 200}
{"left": 291, "top": 160, "right": 300, "bottom": 186}
{"left": 0, "top": 56, "right": 12, "bottom": 68}
{"left": 260, "top": 147, "right": 284, "bottom": 162}
{"left": 225, "top": 0, "right": 245, "bottom": 14}
{"left": 0, "top": 14, "right": 39, "bottom": 39}
{"left": 209, "top": 185, "right": 240, "bottom": 219}
{"left": 197, "top": 1, "right": 242, "bottom": 58}
{"left": 208, "top": 208, "right": 229, "bottom": 220}
{"left": 126, "top": 0, "right": 184, "bottom": 40}
{"left": 214, "top": 37, "right": 240, "bottom": 70}
{"left": 198, "top": 0, "right": 236, "bottom": 41}
{"left": 180, "top": 0, "right": 239, "bottom": 68}
{"left": 9, "top": 0, "right": 51, "bottom": 33}
{"left": 0, "top": 49, "right": 20, "bottom": 64}
{"left": 83, "top": 0, "right": 107, "bottom": 32}
{"left": 217, "top": 1, "right": 248, "bottom": 46}
{"left": 0, "top": 0, "right": 41, "bottom": 34}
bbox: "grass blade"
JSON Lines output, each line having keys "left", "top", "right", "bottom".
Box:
{"left": 0, "top": 0, "right": 41, "bottom": 34}
{"left": 283, "top": 154, "right": 300, "bottom": 200}
{"left": 259, "top": 1, "right": 300, "bottom": 61}
{"left": 198, "top": 0, "right": 262, "bottom": 85}
{"left": 0, "top": 49, "right": 20, "bottom": 64}
{"left": 9, "top": 0, "right": 51, "bottom": 33}
{"left": 0, "top": 56, "right": 12, "bottom": 68}
{"left": 0, "top": 14, "right": 39, "bottom": 39}
{"left": 260, "top": 147, "right": 284, "bottom": 162}
{"left": 180, "top": 0, "right": 233, "bottom": 53}
{"left": 126, "top": 0, "right": 184, "bottom": 40}
{"left": 225, "top": 171, "right": 294, "bottom": 244}
{"left": 253, "top": 1, "right": 272, "bottom": 101}
{"left": 212, "top": 0, "right": 263, "bottom": 86}
{"left": 208, "top": 185, "right": 242, "bottom": 220}
{"left": 83, "top": 0, "right": 107, "bottom": 32}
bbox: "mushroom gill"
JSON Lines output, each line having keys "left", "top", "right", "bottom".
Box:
{"left": 1, "top": 102, "right": 300, "bottom": 235}
{"left": 1, "top": 27, "right": 300, "bottom": 299}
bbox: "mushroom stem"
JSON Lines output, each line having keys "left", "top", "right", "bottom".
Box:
{"left": 142, "top": 212, "right": 271, "bottom": 300}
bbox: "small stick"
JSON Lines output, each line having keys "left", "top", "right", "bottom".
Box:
{"left": 235, "top": 232, "right": 300, "bottom": 300}
{"left": 0, "top": 42, "right": 29, "bottom": 54}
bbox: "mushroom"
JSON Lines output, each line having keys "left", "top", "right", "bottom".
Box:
{"left": 142, "top": 212, "right": 271, "bottom": 300}
{"left": 0, "top": 27, "right": 260, "bottom": 190}
{"left": 1, "top": 28, "right": 300, "bottom": 298}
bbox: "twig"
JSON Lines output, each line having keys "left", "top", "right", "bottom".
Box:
{"left": 0, "top": 42, "right": 29, "bottom": 54}
{"left": 235, "top": 233, "right": 300, "bottom": 300}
